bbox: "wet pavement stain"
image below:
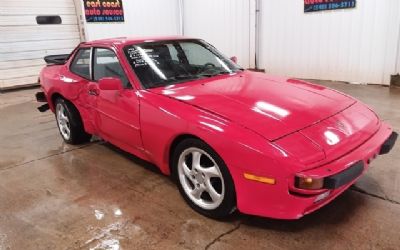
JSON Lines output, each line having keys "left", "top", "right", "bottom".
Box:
{"left": 0, "top": 84, "right": 399, "bottom": 249}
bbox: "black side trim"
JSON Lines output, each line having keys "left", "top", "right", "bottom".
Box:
{"left": 323, "top": 161, "right": 364, "bottom": 189}
{"left": 379, "top": 132, "right": 398, "bottom": 155}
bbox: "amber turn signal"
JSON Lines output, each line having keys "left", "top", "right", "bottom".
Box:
{"left": 244, "top": 173, "right": 276, "bottom": 185}
{"left": 295, "top": 176, "right": 324, "bottom": 190}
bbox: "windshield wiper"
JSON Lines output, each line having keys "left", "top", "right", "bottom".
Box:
{"left": 174, "top": 74, "right": 199, "bottom": 80}
{"left": 200, "top": 71, "right": 231, "bottom": 77}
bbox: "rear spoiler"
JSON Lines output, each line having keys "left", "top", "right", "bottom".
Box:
{"left": 43, "top": 43, "right": 83, "bottom": 65}
{"left": 44, "top": 54, "right": 70, "bottom": 65}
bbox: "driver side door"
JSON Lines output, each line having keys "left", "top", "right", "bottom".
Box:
{"left": 90, "top": 47, "right": 144, "bottom": 154}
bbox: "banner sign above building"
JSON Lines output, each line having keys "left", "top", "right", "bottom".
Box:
{"left": 83, "top": 0, "right": 124, "bottom": 22}
{"left": 304, "top": 0, "right": 356, "bottom": 13}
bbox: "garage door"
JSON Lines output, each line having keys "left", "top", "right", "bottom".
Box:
{"left": 0, "top": 0, "right": 81, "bottom": 90}
{"left": 182, "top": 0, "right": 254, "bottom": 69}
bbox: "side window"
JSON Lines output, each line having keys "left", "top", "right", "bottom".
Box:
{"left": 181, "top": 42, "right": 219, "bottom": 66}
{"left": 93, "top": 48, "right": 130, "bottom": 88}
{"left": 166, "top": 44, "right": 179, "bottom": 61}
{"left": 70, "top": 48, "right": 91, "bottom": 79}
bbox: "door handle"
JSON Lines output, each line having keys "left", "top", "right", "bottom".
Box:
{"left": 88, "top": 89, "right": 99, "bottom": 96}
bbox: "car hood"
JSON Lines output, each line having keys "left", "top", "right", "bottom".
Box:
{"left": 150, "top": 71, "right": 356, "bottom": 141}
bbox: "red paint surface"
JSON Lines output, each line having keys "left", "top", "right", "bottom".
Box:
{"left": 39, "top": 37, "right": 394, "bottom": 219}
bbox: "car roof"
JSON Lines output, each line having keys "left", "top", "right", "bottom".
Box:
{"left": 82, "top": 36, "right": 198, "bottom": 47}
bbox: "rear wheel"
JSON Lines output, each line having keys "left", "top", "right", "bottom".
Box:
{"left": 172, "top": 138, "right": 236, "bottom": 219}
{"left": 55, "top": 98, "right": 91, "bottom": 144}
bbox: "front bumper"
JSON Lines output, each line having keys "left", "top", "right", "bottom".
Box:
{"left": 322, "top": 160, "right": 364, "bottom": 189}
{"left": 379, "top": 131, "right": 398, "bottom": 155}
{"left": 235, "top": 122, "right": 396, "bottom": 219}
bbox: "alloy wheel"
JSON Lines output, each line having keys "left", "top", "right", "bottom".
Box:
{"left": 56, "top": 103, "right": 71, "bottom": 140}
{"left": 177, "top": 147, "right": 225, "bottom": 210}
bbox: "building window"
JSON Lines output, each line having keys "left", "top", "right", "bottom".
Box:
{"left": 36, "top": 16, "right": 62, "bottom": 25}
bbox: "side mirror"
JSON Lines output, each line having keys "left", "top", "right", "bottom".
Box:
{"left": 99, "top": 77, "right": 123, "bottom": 91}
{"left": 230, "top": 56, "right": 238, "bottom": 64}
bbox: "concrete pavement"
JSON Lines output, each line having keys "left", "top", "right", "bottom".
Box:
{"left": 0, "top": 81, "right": 399, "bottom": 250}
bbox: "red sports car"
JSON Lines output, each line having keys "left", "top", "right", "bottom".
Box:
{"left": 36, "top": 37, "right": 397, "bottom": 219}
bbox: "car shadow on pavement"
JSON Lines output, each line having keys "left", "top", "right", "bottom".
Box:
{"left": 237, "top": 190, "right": 367, "bottom": 232}
{"left": 102, "top": 142, "right": 164, "bottom": 176}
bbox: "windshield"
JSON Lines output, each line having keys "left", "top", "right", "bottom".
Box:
{"left": 123, "top": 39, "right": 242, "bottom": 88}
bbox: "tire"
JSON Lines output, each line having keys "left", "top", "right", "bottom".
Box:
{"left": 172, "top": 138, "right": 236, "bottom": 219}
{"left": 54, "top": 98, "right": 91, "bottom": 145}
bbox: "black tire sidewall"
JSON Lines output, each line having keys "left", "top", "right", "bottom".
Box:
{"left": 55, "top": 98, "right": 91, "bottom": 145}
{"left": 172, "top": 138, "right": 236, "bottom": 219}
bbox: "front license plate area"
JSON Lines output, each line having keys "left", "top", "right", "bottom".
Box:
{"left": 323, "top": 161, "right": 364, "bottom": 189}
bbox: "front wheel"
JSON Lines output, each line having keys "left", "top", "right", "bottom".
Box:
{"left": 172, "top": 138, "right": 236, "bottom": 219}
